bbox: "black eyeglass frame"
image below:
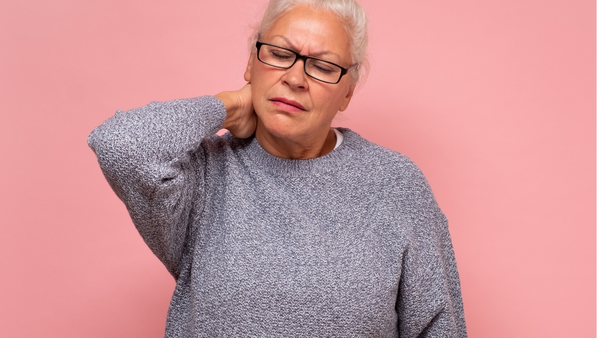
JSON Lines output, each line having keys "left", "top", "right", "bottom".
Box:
{"left": 255, "top": 41, "right": 357, "bottom": 84}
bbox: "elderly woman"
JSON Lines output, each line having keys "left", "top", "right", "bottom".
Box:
{"left": 88, "top": 0, "right": 467, "bottom": 336}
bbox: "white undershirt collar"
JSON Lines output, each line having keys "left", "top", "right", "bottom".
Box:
{"left": 333, "top": 128, "right": 343, "bottom": 150}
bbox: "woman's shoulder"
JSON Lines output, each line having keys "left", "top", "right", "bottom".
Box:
{"left": 339, "top": 128, "right": 443, "bottom": 217}
{"left": 339, "top": 128, "right": 424, "bottom": 176}
{"left": 200, "top": 131, "right": 251, "bottom": 153}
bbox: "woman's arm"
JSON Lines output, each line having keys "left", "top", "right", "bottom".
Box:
{"left": 88, "top": 85, "right": 255, "bottom": 279}
{"left": 396, "top": 169, "right": 467, "bottom": 337}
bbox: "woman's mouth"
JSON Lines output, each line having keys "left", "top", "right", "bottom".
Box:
{"left": 269, "top": 97, "right": 306, "bottom": 113}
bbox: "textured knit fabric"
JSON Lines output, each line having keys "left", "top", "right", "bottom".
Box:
{"left": 88, "top": 96, "right": 467, "bottom": 338}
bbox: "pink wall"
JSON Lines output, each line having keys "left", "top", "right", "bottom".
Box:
{"left": 0, "top": 0, "right": 594, "bottom": 337}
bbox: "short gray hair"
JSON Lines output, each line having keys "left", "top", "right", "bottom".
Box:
{"left": 251, "top": 0, "right": 369, "bottom": 83}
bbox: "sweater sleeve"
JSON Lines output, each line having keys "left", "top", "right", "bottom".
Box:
{"left": 87, "top": 96, "right": 226, "bottom": 279}
{"left": 396, "top": 168, "right": 467, "bottom": 337}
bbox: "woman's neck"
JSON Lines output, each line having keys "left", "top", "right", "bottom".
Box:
{"left": 254, "top": 122, "right": 337, "bottom": 159}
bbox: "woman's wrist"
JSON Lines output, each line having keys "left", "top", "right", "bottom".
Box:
{"left": 215, "top": 91, "right": 240, "bottom": 131}
{"left": 216, "top": 91, "right": 237, "bottom": 117}
{"left": 215, "top": 85, "right": 256, "bottom": 138}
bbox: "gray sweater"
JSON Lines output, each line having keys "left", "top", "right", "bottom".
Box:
{"left": 88, "top": 96, "right": 467, "bottom": 337}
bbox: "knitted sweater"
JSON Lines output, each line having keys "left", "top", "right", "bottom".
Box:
{"left": 88, "top": 96, "right": 467, "bottom": 337}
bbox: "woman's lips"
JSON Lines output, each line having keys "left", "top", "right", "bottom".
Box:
{"left": 269, "top": 97, "right": 306, "bottom": 113}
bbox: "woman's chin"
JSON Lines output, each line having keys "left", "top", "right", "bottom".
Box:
{"left": 257, "top": 116, "right": 305, "bottom": 140}
{"left": 258, "top": 125, "right": 299, "bottom": 141}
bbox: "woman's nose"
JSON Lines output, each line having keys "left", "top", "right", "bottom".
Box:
{"left": 281, "top": 59, "right": 308, "bottom": 89}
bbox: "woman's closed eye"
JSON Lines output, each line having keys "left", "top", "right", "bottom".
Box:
{"left": 308, "top": 60, "right": 336, "bottom": 74}
{"left": 271, "top": 50, "right": 295, "bottom": 60}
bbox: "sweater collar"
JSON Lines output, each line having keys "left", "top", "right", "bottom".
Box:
{"left": 240, "top": 128, "right": 361, "bottom": 177}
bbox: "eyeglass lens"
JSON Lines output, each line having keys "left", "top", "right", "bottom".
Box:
{"left": 258, "top": 44, "right": 343, "bottom": 83}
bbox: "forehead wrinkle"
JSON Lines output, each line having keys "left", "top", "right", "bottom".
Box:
{"left": 269, "top": 34, "right": 341, "bottom": 60}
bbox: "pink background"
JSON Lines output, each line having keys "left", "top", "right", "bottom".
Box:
{"left": 0, "top": 0, "right": 595, "bottom": 337}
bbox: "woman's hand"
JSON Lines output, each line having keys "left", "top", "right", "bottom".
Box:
{"left": 216, "top": 84, "right": 257, "bottom": 139}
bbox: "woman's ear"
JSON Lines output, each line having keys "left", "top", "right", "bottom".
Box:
{"left": 244, "top": 53, "right": 254, "bottom": 82}
{"left": 338, "top": 83, "right": 356, "bottom": 112}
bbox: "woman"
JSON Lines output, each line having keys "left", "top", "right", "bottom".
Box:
{"left": 89, "top": 0, "right": 467, "bottom": 336}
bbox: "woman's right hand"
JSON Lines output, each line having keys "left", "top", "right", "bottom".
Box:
{"left": 216, "top": 83, "right": 257, "bottom": 139}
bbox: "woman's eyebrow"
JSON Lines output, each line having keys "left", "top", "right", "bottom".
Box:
{"left": 271, "top": 35, "right": 338, "bottom": 59}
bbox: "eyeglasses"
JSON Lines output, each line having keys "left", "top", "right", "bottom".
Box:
{"left": 255, "top": 41, "right": 356, "bottom": 84}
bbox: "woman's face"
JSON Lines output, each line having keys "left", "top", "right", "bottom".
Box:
{"left": 245, "top": 5, "right": 355, "bottom": 144}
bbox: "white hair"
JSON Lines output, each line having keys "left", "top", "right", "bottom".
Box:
{"left": 250, "top": 0, "right": 369, "bottom": 83}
